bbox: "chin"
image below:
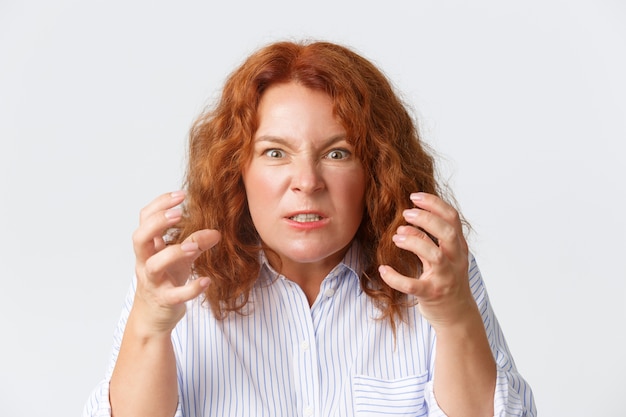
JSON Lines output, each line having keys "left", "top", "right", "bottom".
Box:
{"left": 280, "top": 243, "right": 349, "bottom": 265}
{"left": 284, "top": 251, "right": 335, "bottom": 264}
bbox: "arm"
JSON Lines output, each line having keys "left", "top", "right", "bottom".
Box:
{"left": 109, "top": 304, "right": 181, "bottom": 417}
{"left": 105, "top": 191, "right": 220, "bottom": 417}
{"left": 431, "top": 303, "right": 496, "bottom": 417}
{"left": 83, "top": 276, "right": 185, "bottom": 417}
{"left": 378, "top": 193, "right": 500, "bottom": 416}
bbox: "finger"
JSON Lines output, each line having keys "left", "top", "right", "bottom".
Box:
{"left": 410, "top": 193, "right": 469, "bottom": 253}
{"left": 139, "top": 190, "right": 186, "bottom": 223}
{"left": 161, "top": 276, "right": 212, "bottom": 305}
{"left": 392, "top": 229, "right": 442, "bottom": 269}
{"left": 183, "top": 229, "right": 222, "bottom": 252}
{"left": 402, "top": 208, "right": 461, "bottom": 253}
{"left": 396, "top": 224, "right": 423, "bottom": 237}
{"left": 410, "top": 193, "right": 461, "bottom": 226}
{"left": 378, "top": 264, "right": 432, "bottom": 298}
{"left": 133, "top": 194, "right": 186, "bottom": 262}
{"left": 143, "top": 229, "right": 221, "bottom": 286}
{"left": 133, "top": 207, "right": 183, "bottom": 262}
{"left": 396, "top": 224, "right": 438, "bottom": 246}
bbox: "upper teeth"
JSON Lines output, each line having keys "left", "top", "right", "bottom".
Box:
{"left": 290, "top": 214, "right": 322, "bottom": 222}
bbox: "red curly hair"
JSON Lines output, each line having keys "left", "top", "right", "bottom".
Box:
{"left": 177, "top": 40, "right": 441, "bottom": 326}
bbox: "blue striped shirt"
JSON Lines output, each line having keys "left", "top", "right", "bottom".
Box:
{"left": 83, "top": 244, "right": 536, "bottom": 416}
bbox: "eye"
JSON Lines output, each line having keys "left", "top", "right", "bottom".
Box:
{"left": 326, "top": 149, "right": 350, "bottom": 160}
{"left": 264, "top": 149, "right": 285, "bottom": 158}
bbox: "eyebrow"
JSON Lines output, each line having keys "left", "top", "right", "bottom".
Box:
{"left": 253, "top": 134, "right": 349, "bottom": 148}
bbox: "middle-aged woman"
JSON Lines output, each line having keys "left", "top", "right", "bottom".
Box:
{"left": 84, "top": 40, "right": 536, "bottom": 417}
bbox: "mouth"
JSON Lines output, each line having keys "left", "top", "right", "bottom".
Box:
{"left": 288, "top": 213, "right": 324, "bottom": 223}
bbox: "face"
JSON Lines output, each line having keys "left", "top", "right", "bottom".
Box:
{"left": 243, "top": 82, "right": 366, "bottom": 280}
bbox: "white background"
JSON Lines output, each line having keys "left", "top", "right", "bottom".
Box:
{"left": 1, "top": 0, "right": 624, "bottom": 416}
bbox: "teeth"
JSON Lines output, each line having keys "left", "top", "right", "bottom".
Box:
{"left": 290, "top": 213, "right": 322, "bottom": 222}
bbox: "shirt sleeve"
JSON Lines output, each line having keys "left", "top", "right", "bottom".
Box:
{"left": 423, "top": 254, "right": 537, "bottom": 417}
{"left": 81, "top": 278, "right": 185, "bottom": 417}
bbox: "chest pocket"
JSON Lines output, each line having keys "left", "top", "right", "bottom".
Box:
{"left": 352, "top": 373, "right": 429, "bottom": 417}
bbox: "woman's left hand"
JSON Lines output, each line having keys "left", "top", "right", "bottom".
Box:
{"left": 379, "top": 192, "right": 476, "bottom": 329}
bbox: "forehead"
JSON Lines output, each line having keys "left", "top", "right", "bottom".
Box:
{"left": 254, "top": 82, "right": 345, "bottom": 138}
{"left": 257, "top": 82, "right": 333, "bottom": 112}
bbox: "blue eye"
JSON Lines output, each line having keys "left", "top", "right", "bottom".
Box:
{"left": 326, "top": 149, "right": 350, "bottom": 160}
{"left": 264, "top": 149, "right": 285, "bottom": 158}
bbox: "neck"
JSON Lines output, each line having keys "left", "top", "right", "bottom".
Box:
{"left": 265, "top": 248, "right": 348, "bottom": 307}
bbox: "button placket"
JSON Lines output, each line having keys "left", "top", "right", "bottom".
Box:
{"left": 286, "top": 279, "right": 321, "bottom": 417}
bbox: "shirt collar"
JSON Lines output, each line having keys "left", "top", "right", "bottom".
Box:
{"left": 257, "top": 241, "right": 364, "bottom": 295}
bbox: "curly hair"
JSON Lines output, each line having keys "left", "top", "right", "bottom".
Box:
{"left": 176, "top": 40, "right": 441, "bottom": 326}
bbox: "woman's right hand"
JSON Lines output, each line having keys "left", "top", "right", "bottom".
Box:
{"left": 130, "top": 190, "right": 221, "bottom": 336}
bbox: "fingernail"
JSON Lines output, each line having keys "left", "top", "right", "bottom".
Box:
{"left": 171, "top": 190, "right": 186, "bottom": 199}
{"left": 410, "top": 193, "right": 423, "bottom": 201}
{"left": 403, "top": 209, "right": 418, "bottom": 220}
{"left": 181, "top": 241, "right": 199, "bottom": 252}
{"left": 198, "top": 277, "right": 211, "bottom": 287}
{"left": 165, "top": 207, "right": 182, "bottom": 219}
{"left": 392, "top": 234, "right": 406, "bottom": 243}
{"left": 378, "top": 265, "right": 387, "bottom": 276}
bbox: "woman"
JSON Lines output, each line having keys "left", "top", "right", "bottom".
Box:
{"left": 83, "top": 41, "right": 535, "bottom": 417}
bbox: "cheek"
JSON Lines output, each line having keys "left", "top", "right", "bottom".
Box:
{"left": 247, "top": 172, "right": 275, "bottom": 195}
{"left": 338, "top": 172, "right": 366, "bottom": 216}
{"left": 243, "top": 167, "right": 281, "bottom": 216}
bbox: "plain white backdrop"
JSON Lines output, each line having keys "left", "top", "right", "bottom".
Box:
{"left": 1, "top": 0, "right": 625, "bottom": 415}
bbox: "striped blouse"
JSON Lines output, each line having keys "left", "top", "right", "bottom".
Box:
{"left": 83, "top": 244, "right": 536, "bottom": 416}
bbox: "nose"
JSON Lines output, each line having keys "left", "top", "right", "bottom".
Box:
{"left": 290, "top": 158, "right": 325, "bottom": 194}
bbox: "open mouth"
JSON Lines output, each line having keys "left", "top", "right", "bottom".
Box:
{"left": 289, "top": 213, "right": 323, "bottom": 223}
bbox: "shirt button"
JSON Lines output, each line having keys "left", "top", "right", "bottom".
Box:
{"left": 324, "top": 288, "right": 335, "bottom": 298}
{"left": 304, "top": 406, "right": 314, "bottom": 416}
{"left": 301, "top": 340, "right": 310, "bottom": 351}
